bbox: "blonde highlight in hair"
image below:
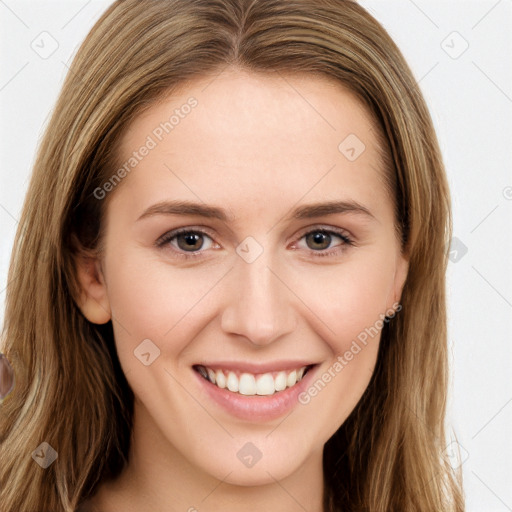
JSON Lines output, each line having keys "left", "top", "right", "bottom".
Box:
{"left": 0, "top": 1, "right": 464, "bottom": 510}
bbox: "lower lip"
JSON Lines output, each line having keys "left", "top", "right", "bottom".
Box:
{"left": 193, "top": 365, "right": 318, "bottom": 422}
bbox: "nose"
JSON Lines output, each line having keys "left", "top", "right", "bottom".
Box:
{"left": 220, "top": 251, "right": 297, "bottom": 346}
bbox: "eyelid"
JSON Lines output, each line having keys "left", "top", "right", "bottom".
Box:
{"left": 156, "top": 225, "right": 216, "bottom": 244}
{"left": 291, "top": 224, "right": 354, "bottom": 243}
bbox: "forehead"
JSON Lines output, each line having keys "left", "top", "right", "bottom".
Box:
{"left": 113, "top": 69, "right": 390, "bottom": 223}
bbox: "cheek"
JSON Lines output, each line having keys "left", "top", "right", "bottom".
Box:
{"left": 103, "top": 246, "right": 230, "bottom": 360}
{"left": 292, "top": 260, "right": 393, "bottom": 422}
{"left": 287, "top": 252, "right": 395, "bottom": 421}
{"left": 294, "top": 253, "right": 395, "bottom": 352}
{"left": 105, "top": 242, "right": 395, "bottom": 354}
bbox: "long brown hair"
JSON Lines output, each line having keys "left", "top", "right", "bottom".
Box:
{"left": 0, "top": 1, "right": 464, "bottom": 510}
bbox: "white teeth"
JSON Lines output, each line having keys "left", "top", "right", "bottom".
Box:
{"left": 274, "top": 371, "right": 287, "bottom": 391}
{"left": 215, "top": 370, "right": 226, "bottom": 388}
{"left": 256, "top": 373, "right": 275, "bottom": 395}
{"left": 207, "top": 368, "right": 216, "bottom": 384}
{"left": 287, "top": 370, "right": 297, "bottom": 387}
{"left": 197, "top": 365, "right": 309, "bottom": 395}
{"left": 226, "top": 372, "right": 239, "bottom": 392}
{"left": 239, "top": 373, "right": 257, "bottom": 395}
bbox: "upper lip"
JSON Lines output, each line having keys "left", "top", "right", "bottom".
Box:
{"left": 193, "top": 360, "right": 317, "bottom": 374}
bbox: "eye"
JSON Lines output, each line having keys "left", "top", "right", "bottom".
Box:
{"left": 293, "top": 228, "right": 354, "bottom": 257}
{"left": 156, "top": 228, "right": 217, "bottom": 257}
{"left": 155, "top": 226, "right": 354, "bottom": 260}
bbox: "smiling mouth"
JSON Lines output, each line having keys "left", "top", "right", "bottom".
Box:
{"left": 193, "top": 364, "right": 314, "bottom": 396}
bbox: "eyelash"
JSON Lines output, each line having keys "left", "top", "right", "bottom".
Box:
{"left": 155, "top": 226, "right": 355, "bottom": 260}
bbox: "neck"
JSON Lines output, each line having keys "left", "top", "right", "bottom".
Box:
{"left": 87, "top": 401, "right": 325, "bottom": 512}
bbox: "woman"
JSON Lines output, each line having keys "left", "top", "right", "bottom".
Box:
{"left": 0, "top": 0, "right": 464, "bottom": 510}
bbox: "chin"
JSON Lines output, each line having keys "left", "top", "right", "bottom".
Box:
{"left": 185, "top": 432, "right": 316, "bottom": 487}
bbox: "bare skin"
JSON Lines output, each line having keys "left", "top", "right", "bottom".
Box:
{"left": 77, "top": 68, "right": 408, "bottom": 512}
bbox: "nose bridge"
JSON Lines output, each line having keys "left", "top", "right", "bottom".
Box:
{"left": 220, "top": 246, "right": 295, "bottom": 345}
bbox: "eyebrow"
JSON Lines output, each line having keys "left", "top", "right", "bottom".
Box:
{"left": 136, "top": 199, "right": 375, "bottom": 223}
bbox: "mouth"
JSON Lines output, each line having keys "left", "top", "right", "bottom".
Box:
{"left": 192, "top": 361, "right": 319, "bottom": 422}
{"left": 192, "top": 363, "right": 314, "bottom": 396}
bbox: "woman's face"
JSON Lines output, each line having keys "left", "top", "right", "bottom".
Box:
{"left": 80, "top": 68, "right": 408, "bottom": 486}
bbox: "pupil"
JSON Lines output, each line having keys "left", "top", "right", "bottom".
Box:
{"left": 307, "top": 232, "right": 330, "bottom": 250}
{"left": 178, "top": 233, "right": 203, "bottom": 251}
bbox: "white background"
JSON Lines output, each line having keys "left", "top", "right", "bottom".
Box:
{"left": 1, "top": 1, "right": 511, "bottom": 510}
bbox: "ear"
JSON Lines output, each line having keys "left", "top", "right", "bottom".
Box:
{"left": 387, "top": 252, "right": 409, "bottom": 310}
{"left": 75, "top": 254, "right": 111, "bottom": 324}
